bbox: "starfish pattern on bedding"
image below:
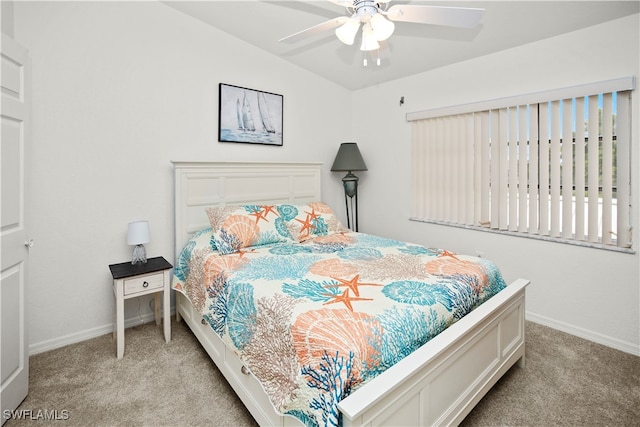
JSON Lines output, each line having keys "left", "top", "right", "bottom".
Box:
{"left": 250, "top": 208, "right": 269, "bottom": 223}
{"left": 295, "top": 214, "right": 317, "bottom": 238}
{"left": 261, "top": 205, "right": 280, "bottom": 216}
{"left": 322, "top": 288, "right": 372, "bottom": 311}
{"left": 327, "top": 274, "right": 382, "bottom": 297}
{"left": 236, "top": 248, "right": 256, "bottom": 258}
{"left": 304, "top": 207, "right": 320, "bottom": 221}
{"left": 261, "top": 205, "right": 278, "bottom": 218}
{"left": 439, "top": 249, "right": 460, "bottom": 260}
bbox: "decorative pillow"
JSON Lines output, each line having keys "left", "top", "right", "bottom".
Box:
{"left": 284, "top": 201, "right": 349, "bottom": 242}
{"left": 174, "top": 227, "right": 216, "bottom": 282}
{"left": 205, "top": 204, "right": 293, "bottom": 255}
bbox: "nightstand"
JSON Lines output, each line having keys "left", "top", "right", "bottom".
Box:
{"left": 108, "top": 256, "right": 173, "bottom": 359}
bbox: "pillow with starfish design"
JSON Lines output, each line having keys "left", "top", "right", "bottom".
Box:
{"left": 205, "top": 204, "right": 294, "bottom": 255}
{"left": 284, "top": 202, "right": 349, "bottom": 243}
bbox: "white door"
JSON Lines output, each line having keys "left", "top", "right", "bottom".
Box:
{"left": 1, "top": 34, "right": 30, "bottom": 424}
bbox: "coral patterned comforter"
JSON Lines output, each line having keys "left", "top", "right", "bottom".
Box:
{"left": 172, "top": 228, "right": 506, "bottom": 427}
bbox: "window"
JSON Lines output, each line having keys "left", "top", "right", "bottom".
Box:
{"left": 408, "top": 78, "right": 634, "bottom": 251}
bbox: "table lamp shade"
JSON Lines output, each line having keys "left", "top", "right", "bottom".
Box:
{"left": 331, "top": 142, "right": 368, "bottom": 172}
{"left": 127, "top": 221, "right": 150, "bottom": 246}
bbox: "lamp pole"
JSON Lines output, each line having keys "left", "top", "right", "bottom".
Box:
{"left": 342, "top": 171, "right": 359, "bottom": 231}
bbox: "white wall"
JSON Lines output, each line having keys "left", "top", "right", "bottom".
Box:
{"left": 352, "top": 14, "right": 640, "bottom": 355}
{"left": 13, "top": 1, "right": 351, "bottom": 352}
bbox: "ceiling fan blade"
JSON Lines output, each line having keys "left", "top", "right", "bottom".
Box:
{"left": 328, "top": 0, "right": 354, "bottom": 7}
{"left": 386, "top": 5, "right": 484, "bottom": 28}
{"left": 279, "top": 16, "right": 349, "bottom": 43}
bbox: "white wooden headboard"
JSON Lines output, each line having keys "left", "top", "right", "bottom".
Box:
{"left": 172, "top": 161, "right": 322, "bottom": 261}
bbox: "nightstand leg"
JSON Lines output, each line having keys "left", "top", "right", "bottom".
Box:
{"left": 163, "top": 270, "right": 171, "bottom": 343}
{"left": 116, "top": 286, "right": 125, "bottom": 359}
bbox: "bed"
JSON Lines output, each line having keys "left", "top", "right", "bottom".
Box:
{"left": 171, "top": 161, "right": 529, "bottom": 427}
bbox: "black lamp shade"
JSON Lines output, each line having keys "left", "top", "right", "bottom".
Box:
{"left": 331, "top": 143, "right": 368, "bottom": 172}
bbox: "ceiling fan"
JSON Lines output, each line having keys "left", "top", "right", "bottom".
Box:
{"left": 279, "top": 1, "right": 485, "bottom": 64}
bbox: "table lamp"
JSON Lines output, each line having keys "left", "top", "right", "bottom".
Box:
{"left": 127, "top": 220, "right": 150, "bottom": 264}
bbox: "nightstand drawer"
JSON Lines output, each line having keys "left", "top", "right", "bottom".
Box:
{"left": 123, "top": 273, "right": 164, "bottom": 295}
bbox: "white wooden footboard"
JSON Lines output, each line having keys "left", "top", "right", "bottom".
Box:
{"left": 176, "top": 278, "right": 528, "bottom": 427}
{"left": 339, "top": 278, "right": 529, "bottom": 427}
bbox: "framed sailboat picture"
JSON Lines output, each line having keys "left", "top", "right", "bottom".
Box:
{"left": 218, "top": 83, "right": 283, "bottom": 146}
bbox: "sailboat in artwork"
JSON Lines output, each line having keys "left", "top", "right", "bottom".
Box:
{"left": 235, "top": 91, "right": 278, "bottom": 136}
{"left": 236, "top": 99, "right": 244, "bottom": 130}
{"left": 236, "top": 92, "right": 255, "bottom": 131}
{"left": 257, "top": 92, "right": 276, "bottom": 134}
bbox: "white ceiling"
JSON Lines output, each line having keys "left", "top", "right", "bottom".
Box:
{"left": 162, "top": 1, "right": 640, "bottom": 90}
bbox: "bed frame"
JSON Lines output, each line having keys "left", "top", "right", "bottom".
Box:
{"left": 172, "top": 161, "right": 529, "bottom": 427}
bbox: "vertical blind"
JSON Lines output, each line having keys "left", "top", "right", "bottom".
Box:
{"left": 408, "top": 78, "right": 634, "bottom": 250}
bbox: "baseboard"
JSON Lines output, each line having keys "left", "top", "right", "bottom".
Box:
{"left": 28, "top": 306, "right": 176, "bottom": 356}
{"left": 526, "top": 311, "right": 639, "bottom": 356}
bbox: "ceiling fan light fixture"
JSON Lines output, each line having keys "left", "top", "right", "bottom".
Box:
{"left": 335, "top": 18, "right": 361, "bottom": 45}
{"left": 360, "top": 23, "right": 380, "bottom": 51}
{"left": 370, "top": 13, "right": 395, "bottom": 41}
{"left": 278, "top": 2, "right": 487, "bottom": 67}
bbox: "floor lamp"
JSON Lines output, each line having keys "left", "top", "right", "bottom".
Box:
{"left": 331, "top": 142, "right": 368, "bottom": 232}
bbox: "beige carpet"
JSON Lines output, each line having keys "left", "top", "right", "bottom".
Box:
{"left": 5, "top": 319, "right": 639, "bottom": 427}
